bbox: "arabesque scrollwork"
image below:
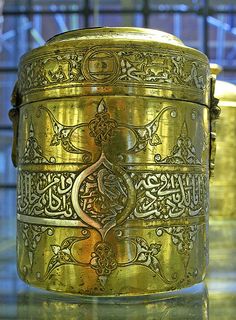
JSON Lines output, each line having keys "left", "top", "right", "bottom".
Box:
{"left": 156, "top": 224, "right": 200, "bottom": 284}
{"left": 18, "top": 47, "right": 208, "bottom": 95}
{"left": 21, "top": 122, "right": 56, "bottom": 164}
{"left": 40, "top": 231, "right": 177, "bottom": 287}
{"left": 37, "top": 99, "right": 175, "bottom": 161}
{"left": 19, "top": 222, "right": 54, "bottom": 268}
{"left": 155, "top": 121, "right": 201, "bottom": 165}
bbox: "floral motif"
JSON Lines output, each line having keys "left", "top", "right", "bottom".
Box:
{"left": 156, "top": 224, "right": 199, "bottom": 284}
{"left": 120, "top": 106, "right": 174, "bottom": 155}
{"left": 39, "top": 101, "right": 176, "bottom": 161}
{"left": 116, "top": 235, "right": 177, "bottom": 284}
{"left": 39, "top": 106, "right": 91, "bottom": 163}
{"left": 20, "top": 222, "right": 54, "bottom": 268}
{"left": 127, "top": 237, "right": 162, "bottom": 273}
{"left": 21, "top": 122, "right": 55, "bottom": 164}
{"left": 156, "top": 224, "right": 198, "bottom": 255}
{"left": 90, "top": 241, "right": 117, "bottom": 286}
{"left": 43, "top": 230, "right": 90, "bottom": 279}
{"left": 155, "top": 121, "right": 201, "bottom": 165}
{"left": 88, "top": 99, "right": 118, "bottom": 145}
{"left": 42, "top": 233, "right": 175, "bottom": 286}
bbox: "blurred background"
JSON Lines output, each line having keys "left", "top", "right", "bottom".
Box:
{"left": 0, "top": 1, "right": 236, "bottom": 318}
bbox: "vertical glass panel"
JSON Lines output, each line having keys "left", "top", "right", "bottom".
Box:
{"left": 0, "top": 15, "right": 29, "bottom": 67}
{"left": 149, "top": 14, "right": 203, "bottom": 51}
{"left": 3, "top": 0, "right": 84, "bottom": 12}
{"left": 89, "top": 0, "right": 143, "bottom": 10}
{"left": 0, "top": 189, "right": 16, "bottom": 241}
{"left": 218, "top": 71, "right": 236, "bottom": 84}
{"left": 149, "top": 0, "right": 204, "bottom": 10}
{"left": 208, "top": 14, "right": 236, "bottom": 68}
{"left": 30, "top": 14, "right": 84, "bottom": 46}
{"left": 0, "top": 73, "right": 17, "bottom": 126}
{"left": 149, "top": 14, "right": 174, "bottom": 34}
{"left": 89, "top": 13, "right": 143, "bottom": 27}
{"left": 179, "top": 14, "right": 203, "bottom": 51}
{"left": 0, "top": 130, "right": 16, "bottom": 185}
{"left": 3, "top": 0, "right": 28, "bottom": 12}
{"left": 209, "top": 0, "right": 236, "bottom": 11}
{"left": 32, "top": 0, "right": 84, "bottom": 11}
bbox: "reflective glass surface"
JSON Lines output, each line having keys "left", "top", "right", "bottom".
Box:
{"left": 149, "top": 13, "right": 203, "bottom": 51}
{"left": 89, "top": 13, "right": 143, "bottom": 27}
{"left": 0, "top": 190, "right": 16, "bottom": 241}
{"left": 0, "top": 131, "right": 16, "bottom": 184}
{"left": 209, "top": 1, "right": 236, "bottom": 11}
{"left": 89, "top": 0, "right": 143, "bottom": 10}
{"left": 149, "top": 0, "right": 204, "bottom": 10}
{"left": 0, "top": 15, "right": 28, "bottom": 67}
{"left": 0, "top": 73, "right": 17, "bottom": 126}
{"left": 30, "top": 14, "right": 84, "bottom": 47}
{"left": 3, "top": 0, "right": 84, "bottom": 13}
{"left": 208, "top": 14, "right": 236, "bottom": 67}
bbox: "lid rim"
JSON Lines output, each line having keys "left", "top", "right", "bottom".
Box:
{"left": 16, "top": 27, "right": 210, "bottom": 107}
{"left": 46, "top": 27, "right": 184, "bottom": 46}
{"left": 18, "top": 27, "right": 209, "bottom": 65}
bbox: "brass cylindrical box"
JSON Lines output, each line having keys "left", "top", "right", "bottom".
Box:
{"left": 208, "top": 65, "right": 236, "bottom": 275}
{"left": 10, "top": 28, "right": 217, "bottom": 296}
{"left": 210, "top": 65, "right": 236, "bottom": 219}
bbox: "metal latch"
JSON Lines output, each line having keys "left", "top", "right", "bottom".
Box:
{"left": 209, "top": 76, "right": 221, "bottom": 178}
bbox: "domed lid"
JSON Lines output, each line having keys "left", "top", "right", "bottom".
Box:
{"left": 215, "top": 80, "right": 236, "bottom": 107}
{"left": 47, "top": 27, "right": 184, "bottom": 47}
{"left": 17, "top": 27, "right": 210, "bottom": 106}
{"left": 210, "top": 63, "right": 222, "bottom": 77}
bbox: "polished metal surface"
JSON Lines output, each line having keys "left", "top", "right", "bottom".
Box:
{"left": 10, "top": 27, "right": 219, "bottom": 295}
{"left": 0, "top": 233, "right": 209, "bottom": 320}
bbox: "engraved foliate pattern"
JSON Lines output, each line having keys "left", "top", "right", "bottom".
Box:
{"left": 18, "top": 47, "right": 209, "bottom": 96}
{"left": 31, "top": 229, "right": 176, "bottom": 287}
{"left": 16, "top": 98, "right": 208, "bottom": 294}
{"left": 156, "top": 224, "right": 199, "bottom": 255}
{"left": 19, "top": 223, "right": 54, "bottom": 269}
{"left": 154, "top": 121, "right": 201, "bottom": 165}
{"left": 21, "top": 122, "right": 56, "bottom": 164}
{"left": 34, "top": 100, "right": 176, "bottom": 163}
{"left": 88, "top": 99, "right": 118, "bottom": 145}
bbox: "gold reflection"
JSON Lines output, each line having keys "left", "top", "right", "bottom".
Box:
{"left": 17, "top": 283, "right": 208, "bottom": 320}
